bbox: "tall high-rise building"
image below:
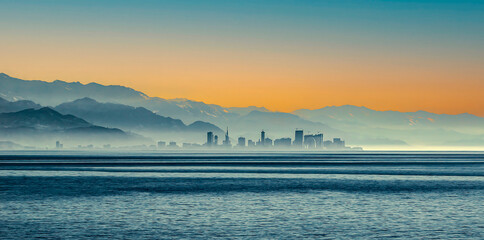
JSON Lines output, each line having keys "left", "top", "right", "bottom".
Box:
{"left": 223, "top": 127, "right": 231, "bottom": 147}
{"left": 260, "top": 130, "right": 266, "bottom": 146}
{"left": 304, "top": 134, "right": 316, "bottom": 149}
{"left": 238, "top": 137, "right": 246, "bottom": 147}
{"left": 304, "top": 133, "right": 324, "bottom": 149}
{"left": 294, "top": 129, "right": 303, "bottom": 147}
{"left": 206, "top": 131, "right": 213, "bottom": 147}
{"left": 314, "top": 133, "right": 323, "bottom": 148}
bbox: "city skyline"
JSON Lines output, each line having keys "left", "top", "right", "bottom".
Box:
{"left": 52, "top": 127, "right": 355, "bottom": 151}
{"left": 1, "top": 1, "right": 483, "bottom": 116}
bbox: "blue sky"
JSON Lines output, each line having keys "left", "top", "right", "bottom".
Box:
{"left": 1, "top": 0, "right": 483, "bottom": 115}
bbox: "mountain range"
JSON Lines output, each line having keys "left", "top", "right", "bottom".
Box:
{"left": 54, "top": 97, "right": 224, "bottom": 141}
{"left": 0, "top": 73, "right": 229, "bottom": 125}
{"left": 1, "top": 73, "right": 483, "bottom": 149}
{"left": 0, "top": 97, "right": 41, "bottom": 113}
{"left": 293, "top": 105, "right": 484, "bottom": 147}
{"left": 294, "top": 105, "right": 484, "bottom": 134}
{"left": 0, "top": 107, "right": 145, "bottom": 146}
{"left": 0, "top": 107, "right": 91, "bottom": 130}
{"left": 0, "top": 96, "right": 224, "bottom": 145}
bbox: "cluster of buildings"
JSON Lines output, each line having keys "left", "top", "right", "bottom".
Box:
{"left": 55, "top": 141, "right": 64, "bottom": 149}
{"left": 202, "top": 128, "right": 358, "bottom": 150}
{"left": 55, "top": 128, "right": 360, "bottom": 151}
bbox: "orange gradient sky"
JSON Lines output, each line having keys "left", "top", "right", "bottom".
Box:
{"left": 1, "top": 1, "right": 483, "bottom": 116}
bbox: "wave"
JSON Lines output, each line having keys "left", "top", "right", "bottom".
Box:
{"left": 1, "top": 166, "right": 483, "bottom": 177}
{"left": 1, "top": 176, "right": 483, "bottom": 200}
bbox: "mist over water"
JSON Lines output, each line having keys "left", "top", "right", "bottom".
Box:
{"left": 0, "top": 152, "right": 483, "bottom": 239}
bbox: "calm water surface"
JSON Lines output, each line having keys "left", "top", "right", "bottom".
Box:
{"left": 0, "top": 152, "right": 483, "bottom": 239}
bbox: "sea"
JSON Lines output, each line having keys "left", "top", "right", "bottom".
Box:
{"left": 0, "top": 151, "right": 483, "bottom": 239}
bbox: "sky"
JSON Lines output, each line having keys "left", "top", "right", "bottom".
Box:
{"left": 1, "top": 0, "right": 483, "bottom": 116}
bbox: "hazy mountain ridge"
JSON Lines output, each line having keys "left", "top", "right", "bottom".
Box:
{"left": 0, "top": 97, "right": 41, "bottom": 113}
{"left": 186, "top": 121, "right": 225, "bottom": 133}
{"left": 0, "top": 73, "right": 332, "bottom": 141}
{"left": 0, "top": 73, "right": 232, "bottom": 124}
{"left": 0, "top": 107, "right": 91, "bottom": 130}
{"left": 293, "top": 105, "right": 484, "bottom": 146}
{"left": 0, "top": 73, "right": 273, "bottom": 127}
{"left": 293, "top": 105, "right": 484, "bottom": 131}
{"left": 293, "top": 105, "right": 484, "bottom": 133}
{"left": 0, "top": 95, "right": 225, "bottom": 145}
{"left": 142, "top": 97, "right": 236, "bottom": 125}
{"left": 0, "top": 107, "right": 147, "bottom": 146}
{"left": 54, "top": 98, "right": 224, "bottom": 137}
{"left": 0, "top": 73, "right": 148, "bottom": 106}
{"left": 1, "top": 73, "right": 483, "bottom": 148}
{"left": 226, "top": 106, "right": 271, "bottom": 116}
{"left": 55, "top": 98, "right": 186, "bottom": 130}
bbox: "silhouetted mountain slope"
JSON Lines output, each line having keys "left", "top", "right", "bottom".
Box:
{"left": 0, "top": 107, "right": 148, "bottom": 146}
{"left": 0, "top": 107, "right": 91, "bottom": 130}
{"left": 55, "top": 98, "right": 186, "bottom": 130}
{"left": 0, "top": 73, "right": 336, "bottom": 140}
{"left": 0, "top": 73, "right": 325, "bottom": 129}
{"left": 65, "top": 126, "right": 126, "bottom": 135}
{"left": 54, "top": 98, "right": 224, "bottom": 135}
{"left": 0, "top": 97, "right": 41, "bottom": 113}
{"left": 0, "top": 73, "right": 147, "bottom": 106}
{"left": 0, "top": 73, "right": 232, "bottom": 124}
{"left": 187, "top": 121, "right": 224, "bottom": 133}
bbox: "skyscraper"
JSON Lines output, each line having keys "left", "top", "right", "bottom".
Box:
{"left": 314, "top": 133, "right": 323, "bottom": 148}
{"left": 206, "top": 131, "right": 213, "bottom": 147}
{"left": 294, "top": 129, "right": 303, "bottom": 147}
{"left": 260, "top": 130, "right": 265, "bottom": 146}
{"left": 304, "top": 133, "right": 323, "bottom": 149}
{"left": 223, "top": 127, "right": 231, "bottom": 147}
